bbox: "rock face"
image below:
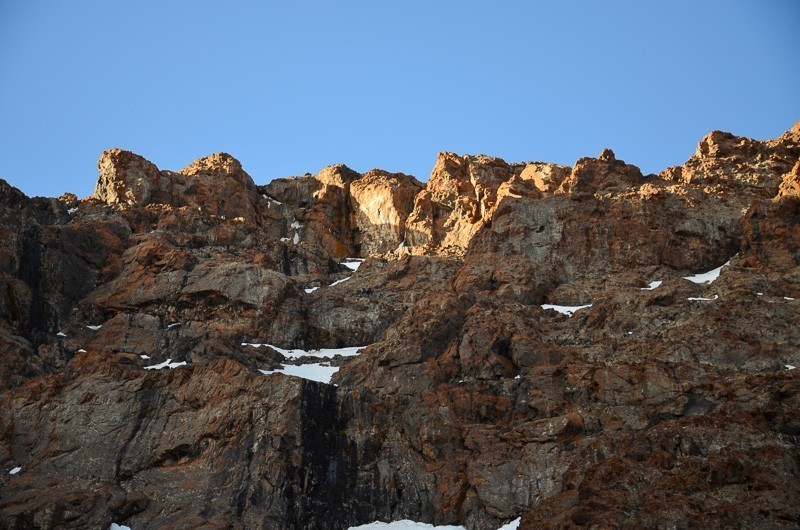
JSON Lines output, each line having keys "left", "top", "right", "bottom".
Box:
{"left": 349, "top": 170, "right": 422, "bottom": 255}
{"left": 95, "top": 149, "right": 262, "bottom": 221}
{"left": 1, "top": 122, "right": 799, "bottom": 529}
{"left": 406, "top": 153, "right": 528, "bottom": 250}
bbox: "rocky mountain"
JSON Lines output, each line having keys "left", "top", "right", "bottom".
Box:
{"left": 0, "top": 121, "right": 798, "bottom": 529}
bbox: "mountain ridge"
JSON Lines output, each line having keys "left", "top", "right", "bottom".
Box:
{"left": 0, "top": 121, "right": 798, "bottom": 529}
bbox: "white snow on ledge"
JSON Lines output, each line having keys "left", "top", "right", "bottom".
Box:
{"left": 86, "top": 324, "right": 102, "bottom": 330}
{"left": 9, "top": 467, "right": 21, "bottom": 475}
{"left": 243, "top": 344, "right": 365, "bottom": 359}
{"left": 541, "top": 303, "right": 592, "bottom": 317}
{"left": 348, "top": 521, "right": 466, "bottom": 530}
{"left": 110, "top": 524, "right": 132, "bottom": 530}
{"left": 144, "top": 359, "right": 187, "bottom": 370}
{"left": 330, "top": 276, "right": 351, "bottom": 287}
{"left": 687, "top": 295, "right": 719, "bottom": 301}
{"left": 683, "top": 261, "right": 730, "bottom": 284}
{"left": 348, "top": 518, "right": 520, "bottom": 530}
{"left": 641, "top": 280, "right": 662, "bottom": 290}
{"left": 259, "top": 364, "right": 340, "bottom": 384}
{"left": 255, "top": 345, "right": 369, "bottom": 384}
{"left": 342, "top": 258, "right": 365, "bottom": 271}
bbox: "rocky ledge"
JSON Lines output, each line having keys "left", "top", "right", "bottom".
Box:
{"left": 0, "top": 121, "right": 799, "bottom": 529}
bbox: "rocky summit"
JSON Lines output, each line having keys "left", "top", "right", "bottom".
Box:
{"left": 0, "top": 121, "right": 799, "bottom": 530}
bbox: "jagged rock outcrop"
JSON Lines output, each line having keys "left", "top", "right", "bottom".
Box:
{"left": 349, "top": 170, "right": 422, "bottom": 255}
{"left": 405, "top": 153, "right": 526, "bottom": 250}
{"left": 95, "top": 149, "right": 262, "bottom": 222}
{"left": 264, "top": 165, "right": 422, "bottom": 258}
{"left": 559, "top": 148, "right": 645, "bottom": 195}
{"left": 265, "top": 164, "right": 361, "bottom": 258}
{"left": 1, "top": 121, "right": 799, "bottom": 529}
{"left": 661, "top": 121, "right": 800, "bottom": 197}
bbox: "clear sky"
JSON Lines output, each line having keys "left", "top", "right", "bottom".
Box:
{"left": 1, "top": 1, "right": 798, "bottom": 198}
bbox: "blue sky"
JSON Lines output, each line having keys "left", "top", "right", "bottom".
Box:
{"left": 1, "top": 1, "right": 798, "bottom": 198}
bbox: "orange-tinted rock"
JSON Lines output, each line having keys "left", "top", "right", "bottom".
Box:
{"left": 349, "top": 170, "right": 422, "bottom": 255}
{"left": 94, "top": 148, "right": 163, "bottom": 206}
{"left": 95, "top": 150, "right": 261, "bottom": 221}
{"left": 777, "top": 161, "right": 800, "bottom": 198}
{"left": 661, "top": 122, "right": 800, "bottom": 198}
{"left": 560, "top": 149, "right": 644, "bottom": 195}
{"left": 405, "top": 153, "right": 525, "bottom": 250}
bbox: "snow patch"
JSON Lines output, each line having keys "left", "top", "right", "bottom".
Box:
{"left": 785, "top": 297, "right": 795, "bottom": 301}
{"left": 140, "top": 354, "right": 150, "bottom": 359}
{"left": 290, "top": 221, "right": 302, "bottom": 229}
{"left": 167, "top": 323, "right": 181, "bottom": 329}
{"left": 280, "top": 237, "right": 289, "bottom": 242}
{"left": 9, "top": 467, "right": 21, "bottom": 475}
{"left": 244, "top": 344, "right": 364, "bottom": 359}
{"left": 756, "top": 292, "right": 764, "bottom": 296}
{"left": 305, "top": 286, "right": 319, "bottom": 294}
{"left": 641, "top": 280, "right": 662, "bottom": 290}
{"left": 110, "top": 524, "right": 132, "bottom": 530}
{"left": 86, "top": 325, "right": 102, "bottom": 331}
{"left": 786, "top": 365, "right": 796, "bottom": 370}
{"left": 683, "top": 261, "right": 729, "bottom": 284}
{"left": 541, "top": 304, "right": 592, "bottom": 317}
{"left": 256, "top": 345, "right": 368, "bottom": 384}
{"left": 293, "top": 232, "right": 300, "bottom": 245}
{"left": 144, "top": 359, "right": 187, "bottom": 370}
{"left": 342, "top": 258, "right": 365, "bottom": 271}
{"left": 330, "top": 276, "right": 351, "bottom": 287}
{"left": 348, "top": 521, "right": 466, "bottom": 530}
{"left": 78, "top": 349, "right": 87, "bottom": 353}
{"left": 260, "top": 364, "right": 340, "bottom": 384}
{"left": 67, "top": 207, "right": 78, "bottom": 214}
{"left": 687, "top": 295, "right": 718, "bottom": 301}
{"left": 57, "top": 331, "right": 67, "bottom": 337}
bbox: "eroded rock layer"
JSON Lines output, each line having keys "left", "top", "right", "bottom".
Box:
{"left": 1, "top": 122, "right": 799, "bottom": 529}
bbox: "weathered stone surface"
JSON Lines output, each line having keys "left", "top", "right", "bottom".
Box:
{"left": 349, "top": 170, "right": 422, "bottom": 255}
{"left": 95, "top": 150, "right": 263, "bottom": 222}
{"left": 0, "top": 354, "right": 352, "bottom": 529}
{"left": 405, "top": 153, "right": 525, "bottom": 250}
{"left": 661, "top": 123, "right": 800, "bottom": 198}
{"left": 264, "top": 165, "right": 423, "bottom": 258}
{"left": 1, "top": 121, "right": 799, "bottom": 529}
{"left": 94, "top": 149, "right": 163, "bottom": 206}
{"left": 516, "top": 162, "right": 570, "bottom": 196}
{"left": 559, "top": 149, "right": 644, "bottom": 195}
{"left": 305, "top": 254, "right": 461, "bottom": 347}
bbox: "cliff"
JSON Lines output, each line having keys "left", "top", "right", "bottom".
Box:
{"left": 0, "top": 121, "right": 798, "bottom": 529}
